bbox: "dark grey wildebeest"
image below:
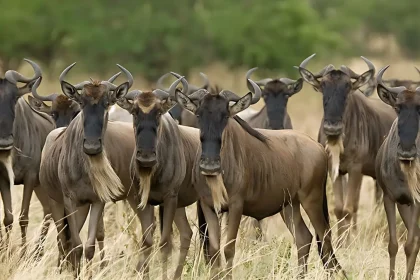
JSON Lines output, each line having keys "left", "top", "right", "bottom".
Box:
{"left": 0, "top": 59, "right": 54, "bottom": 251}
{"left": 376, "top": 66, "right": 420, "bottom": 280}
{"left": 176, "top": 78, "right": 344, "bottom": 279}
{"left": 297, "top": 54, "right": 396, "bottom": 243}
{"left": 241, "top": 67, "right": 303, "bottom": 130}
{"left": 157, "top": 72, "right": 209, "bottom": 126}
{"left": 117, "top": 76, "right": 204, "bottom": 279}
{"left": 39, "top": 63, "right": 149, "bottom": 277}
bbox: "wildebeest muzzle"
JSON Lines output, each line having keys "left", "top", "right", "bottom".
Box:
{"left": 136, "top": 149, "right": 157, "bottom": 167}
{"left": 83, "top": 138, "right": 102, "bottom": 155}
{"left": 0, "top": 135, "right": 14, "bottom": 150}
{"left": 199, "top": 157, "right": 221, "bottom": 176}
{"left": 323, "top": 120, "right": 343, "bottom": 136}
{"left": 397, "top": 143, "right": 417, "bottom": 162}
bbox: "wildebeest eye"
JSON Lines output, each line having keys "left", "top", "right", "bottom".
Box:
{"left": 394, "top": 106, "right": 400, "bottom": 113}
{"left": 51, "top": 112, "right": 58, "bottom": 120}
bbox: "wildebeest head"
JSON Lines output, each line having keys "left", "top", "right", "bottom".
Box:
{"left": 59, "top": 63, "right": 132, "bottom": 155}
{"left": 29, "top": 73, "right": 122, "bottom": 128}
{"left": 383, "top": 67, "right": 420, "bottom": 90}
{"left": 297, "top": 54, "right": 375, "bottom": 136}
{"left": 246, "top": 68, "right": 303, "bottom": 129}
{"left": 118, "top": 75, "right": 186, "bottom": 168}
{"left": 0, "top": 59, "right": 42, "bottom": 150}
{"left": 377, "top": 66, "right": 420, "bottom": 162}
{"left": 176, "top": 72, "right": 261, "bottom": 175}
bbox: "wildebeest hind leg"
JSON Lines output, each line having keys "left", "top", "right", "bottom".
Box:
{"left": 281, "top": 200, "right": 312, "bottom": 277}
{"left": 397, "top": 203, "right": 420, "bottom": 280}
{"left": 383, "top": 194, "right": 398, "bottom": 280}
{"left": 173, "top": 208, "right": 193, "bottom": 279}
{"left": 19, "top": 177, "right": 37, "bottom": 250}
{"left": 85, "top": 202, "right": 105, "bottom": 280}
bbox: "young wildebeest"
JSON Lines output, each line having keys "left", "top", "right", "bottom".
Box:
{"left": 176, "top": 77, "right": 344, "bottom": 278}
{"left": 157, "top": 72, "right": 209, "bottom": 126}
{"left": 375, "top": 66, "right": 420, "bottom": 280}
{"left": 39, "top": 63, "right": 147, "bottom": 276}
{"left": 117, "top": 76, "right": 202, "bottom": 279}
{"left": 0, "top": 59, "right": 54, "bottom": 250}
{"left": 297, "top": 54, "right": 396, "bottom": 242}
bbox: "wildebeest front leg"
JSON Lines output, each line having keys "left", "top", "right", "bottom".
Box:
{"left": 281, "top": 200, "right": 312, "bottom": 277}
{"left": 224, "top": 199, "right": 244, "bottom": 279}
{"left": 333, "top": 174, "right": 346, "bottom": 239}
{"left": 126, "top": 196, "right": 155, "bottom": 278}
{"left": 200, "top": 201, "right": 221, "bottom": 279}
{"left": 33, "top": 185, "right": 52, "bottom": 257}
{"left": 85, "top": 202, "right": 105, "bottom": 279}
{"left": 383, "top": 194, "right": 398, "bottom": 280}
{"left": 49, "top": 198, "right": 68, "bottom": 270}
{"left": 63, "top": 196, "right": 84, "bottom": 276}
{"left": 0, "top": 177, "right": 13, "bottom": 245}
{"left": 159, "top": 197, "right": 177, "bottom": 280}
{"left": 173, "top": 208, "right": 193, "bottom": 279}
{"left": 342, "top": 167, "right": 363, "bottom": 244}
{"left": 398, "top": 203, "right": 420, "bottom": 280}
{"left": 19, "top": 177, "right": 37, "bottom": 249}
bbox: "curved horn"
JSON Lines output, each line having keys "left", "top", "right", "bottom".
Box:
{"left": 220, "top": 79, "right": 261, "bottom": 104}
{"left": 298, "top": 54, "right": 335, "bottom": 78}
{"left": 154, "top": 76, "right": 185, "bottom": 100}
{"left": 279, "top": 77, "right": 298, "bottom": 85}
{"left": 377, "top": 65, "right": 407, "bottom": 95}
{"left": 361, "top": 56, "right": 375, "bottom": 73}
{"left": 31, "top": 77, "right": 58, "bottom": 101}
{"left": 156, "top": 73, "right": 172, "bottom": 90}
{"left": 59, "top": 62, "right": 90, "bottom": 90}
{"left": 125, "top": 90, "right": 143, "bottom": 100}
{"left": 117, "top": 64, "right": 134, "bottom": 89}
{"left": 5, "top": 58, "right": 42, "bottom": 85}
{"left": 299, "top": 53, "right": 316, "bottom": 70}
{"left": 108, "top": 72, "right": 121, "bottom": 83}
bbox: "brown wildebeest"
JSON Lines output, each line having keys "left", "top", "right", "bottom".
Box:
{"left": 0, "top": 59, "right": 54, "bottom": 251}
{"left": 117, "top": 75, "right": 202, "bottom": 279}
{"left": 28, "top": 72, "right": 121, "bottom": 128}
{"left": 297, "top": 54, "right": 396, "bottom": 243}
{"left": 157, "top": 72, "right": 209, "bottom": 126}
{"left": 39, "top": 63, "right": 148, "bottom": 277}
{"left": 375, "top": 66, "right": 420, "bottom": 280}
{"left": 175, "top": 77, "right": 344, "bottom": 278}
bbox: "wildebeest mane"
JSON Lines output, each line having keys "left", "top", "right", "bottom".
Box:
{"left": 233, "top": 115, "right": 268, "bottom": 143}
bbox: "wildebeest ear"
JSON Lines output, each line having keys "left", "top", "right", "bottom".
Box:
{"left": 116, "top": 98, "right": 133, "bottom": 112}
{"left": 229, "top": 92, "right": 252, "bottom": 116}
{"left": 377, "top": 84, "right": 397, "bottom": 107}
{"left": 176, "top": 91, "right": 197, "bottom": 114}
{"left": 110, "top": 82, "right": 129, "bottom": 104}
{"left": 298, "top": 68, "right": 321, "bottom": 90}
{"left": 353, "top": 69, "right": 374, "bottom": 90}
{"left": 61, "top": 81, "right": 81, "bottom": 103}
{"left": 161, "top": 98, "right": 177, "bottom": 113}
{"left": 28, "top": 96, "right": 51, "bottom": 113}
{"left": 288, "top": 78, "right": 304, "bottom": 95}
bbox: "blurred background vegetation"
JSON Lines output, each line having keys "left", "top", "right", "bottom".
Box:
{"left": 1, "top": 0, "right": 419, "bottom": 81}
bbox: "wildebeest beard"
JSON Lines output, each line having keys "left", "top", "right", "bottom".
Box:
{"left": 136, "top": 165, "right": 156, "bottom": 209}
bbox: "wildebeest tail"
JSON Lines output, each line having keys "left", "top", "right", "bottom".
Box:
{"left": 197, "top": 201, "right": 210, "bottom": 262}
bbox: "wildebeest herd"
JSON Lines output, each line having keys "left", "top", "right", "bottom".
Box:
{"left": 0, "top": 55, "right": 419, "bottom": 280}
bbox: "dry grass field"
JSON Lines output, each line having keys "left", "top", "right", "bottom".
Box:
{"left": 1, "top": 56, "right": 420, "bottom": 279}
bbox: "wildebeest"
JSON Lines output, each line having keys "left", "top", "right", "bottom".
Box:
{"left": 39, "top": 63, "right": 147, "bottom": 276}
{"left": 382, "top": 67, "right": 420, "bottom": 90}
{"left": 176, "top": 76, "right": 344, "bottom": 278}
{"left": 241, "top": 67, "right": 303, "bottom": 129}
{"left": 117, "top": 76, "right": 202, "bottom": 279}
{"left": 157, "top": 72, "right": 209, "bottom": 126}
{"left": 0, "top": 59, "right": 54, "bottom": 250}
{"left": 375, "top": 66, "right": 420, "bottom": 280}
{"left": 28, "top": 72, "right": 121, "bottom": 127}
{"left": 297, "top": 54, "right": 396, "bottom": 242}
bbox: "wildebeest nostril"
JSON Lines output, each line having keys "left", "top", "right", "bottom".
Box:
{"left": 83, "top": 139, "right": 102, "bottom": 155}
{"left": 0, "top": 135, "right": 14, "bottom": 150}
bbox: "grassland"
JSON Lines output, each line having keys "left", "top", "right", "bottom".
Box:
{"left": 1, "top": 56, "right": 420, "bottom": 279}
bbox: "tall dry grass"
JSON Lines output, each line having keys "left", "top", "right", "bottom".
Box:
{"left": 1, "top": 56, "right": 420, "bottom": 279}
